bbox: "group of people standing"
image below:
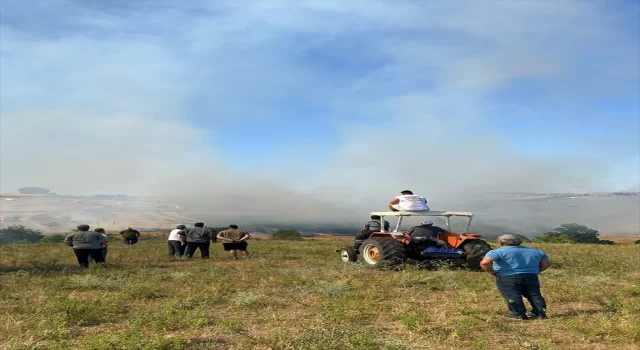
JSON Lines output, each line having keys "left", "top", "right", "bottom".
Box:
{"left": 167, "top": 223, "right": 251, "bottom": 260}
{"left": 64, "top": 225, "right": 110, "bottom": 267}
{"left": 63, "top": 223, "right": 251, "bottom": 268}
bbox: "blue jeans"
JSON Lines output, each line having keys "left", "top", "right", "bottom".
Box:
{"left": 496, "top": 273, "right": 547, "bottom": 316}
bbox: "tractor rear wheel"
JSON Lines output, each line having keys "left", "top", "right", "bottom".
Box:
{"left": 359, "top": 237, "right": 407, "bottom": 268}
{"left": 339, "top": 246, "right": 358, "bottom": 263}
{"left": 461, "top": 239, "right": 492, "bottom": 270}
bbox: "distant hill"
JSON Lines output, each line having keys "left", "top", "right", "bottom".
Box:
{"left": 18, "top": 187, "right": 50, "bottom": 195}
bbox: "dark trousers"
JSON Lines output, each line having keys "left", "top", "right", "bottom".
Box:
{"left": 124, "top": 237, "right": 138, "bottom": 245}
{"left": 89, "top": 247, "right": 108, "bottom": 262}
{"left": 168, "top": 240, "right": 186, "bottom": 257}
{"left": 74, "top": 249, "right": 105, "bottom": 267}
{"left": 496, "top": 274, "right": 547, "bottom": 316}
{"left": 185, "top": 242, "right": 210, "bottom": 259}
{"left": 354, "top": 231, "right": 373, "bottom": 250}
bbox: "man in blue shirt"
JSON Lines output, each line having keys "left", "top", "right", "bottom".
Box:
{"left": 480, "top": 234, "right": 551, "bottom": 320}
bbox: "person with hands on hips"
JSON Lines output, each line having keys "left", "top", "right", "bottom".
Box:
{"left": 217, "top": 224, "right": 251, "bottom": 260}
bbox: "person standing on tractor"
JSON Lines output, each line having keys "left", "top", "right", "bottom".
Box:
{"left": 388, "top": 190, "right": 430, "bottom": 212}
{"left": 217, "top": 225, "right": 251, "bottom": 259}
{"left": 119, "top": 227, "right": 140, "bottom": 245}
{"left": 65, "top": 224, "right": 107, "bottom": 268}
{"left": 168, "top": 224, "right": 187, "bottom": 258}
{"left": 408, "top": 220, "right": 448, "bottom": 248}
{"left": 184, "top": 222, "right": 214, "bottom": 259}
{"left": 354, "top": 215, "right": 390, "bottom": 250}
{"left": 480, "top": 234, "right": 550, "bottom": 320}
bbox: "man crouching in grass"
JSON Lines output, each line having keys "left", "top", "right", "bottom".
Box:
{"left": 480, "top": 234, "right": 551, "bottom": 320}
{"left": 217, "top": 225, "right": 251, "bottom": 260}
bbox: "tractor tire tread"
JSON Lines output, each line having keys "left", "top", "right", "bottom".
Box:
{"left": 360, "top": 237, "right": 407, "bottom": 267}
{"left": 462, "top": 240, "right": 492, "bottom": 270}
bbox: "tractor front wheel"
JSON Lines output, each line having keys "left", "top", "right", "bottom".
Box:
{"left": 339, "top": 246, "right": 358, "bottom": 263}
{"left": 461, "top": 239, "right": 492, "bottom": 270}
{"left": 360, "top": 237, "right": 407, "bottom": 268}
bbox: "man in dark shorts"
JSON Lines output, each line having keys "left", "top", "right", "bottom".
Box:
{"left": 119, "top": 227, "right": 140, "bottom": 245}
{"left": 184, "top": 222, "right": 214, "bottom": 259}
{"left": 65, "top": 224, "right": 107, "bottom": 267}
{"left": 217, "top": 225, "right": 251, "bottom": 259}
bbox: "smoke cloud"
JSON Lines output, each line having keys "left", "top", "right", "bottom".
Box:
{"left": 1, "top": 0, "right": 638, "bottom": 235}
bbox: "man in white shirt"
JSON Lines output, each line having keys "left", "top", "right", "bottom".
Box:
{"left": 388, "top": 190, "right": 430, "bottom": 212}
{"left": 168, "top": 224, "right": 187, "bottom": 258}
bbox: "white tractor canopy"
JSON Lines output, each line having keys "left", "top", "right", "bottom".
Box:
{"left": 369, "top": 211, "right": 474, "bottom": 233}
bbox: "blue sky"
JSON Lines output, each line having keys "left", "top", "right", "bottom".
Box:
{"left": 1, "top": 0, "right": 639, "bottom": 197}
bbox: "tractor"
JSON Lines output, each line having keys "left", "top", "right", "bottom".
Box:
{"left": 337, "top": 210, "right": 492, "bottom": 269}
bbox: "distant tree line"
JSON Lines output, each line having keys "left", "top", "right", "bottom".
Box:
{"left": 0, "top": 225, "right": 64, "bottom": 244}
{"left": 534, "top": 223, "right": 616, "bottom": 245}
{"left": 2, "top": 222, "right": 634, "bottom": 245}
{"left": 18, "top": 187, "right": 50, "bottom": 195}
{"left": 271, "top": 229, "right": 303, "bottom": 240}
{"left": 0, "top": 225, "right": 44, "bottom": 244}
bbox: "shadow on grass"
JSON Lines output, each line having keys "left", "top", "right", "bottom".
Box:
{"left": 190, "top": 337, "right": 229, "bottom": 347}
{"left": 339, "top": 258, "right": 484, "bottom": 272}
{"left": 388, "top": 259, "right": 480, "bottom": 271}
{"left": 551, "top": 309, "right": 609, "bottom": 318}
{"left": 0, "top": 261, "right": 94, "bottom": 275}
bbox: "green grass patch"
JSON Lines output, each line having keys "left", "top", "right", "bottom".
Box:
{"left": 0, "top": 237, "right": 638, "bottom": 349}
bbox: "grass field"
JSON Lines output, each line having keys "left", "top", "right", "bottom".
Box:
{"left": 0, "top": 236, "right": 638, "bottom": 350}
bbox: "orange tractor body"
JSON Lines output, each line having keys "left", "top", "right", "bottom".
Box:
{"left": 338, "top": 210, "right": 492, "bottom": 268}
{"left": 370, "top": 231, "right": 484, "bottom": 248}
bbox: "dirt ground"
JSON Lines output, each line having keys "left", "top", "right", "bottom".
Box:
{"left": 599, "top": 234, "right": 640, "bottom": 244}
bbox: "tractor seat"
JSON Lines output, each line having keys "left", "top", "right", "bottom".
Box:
{"left": 411, "top": 236, "right": 442, "bottom": 248}
{"left": 411, "top": 236, "right": 431, "bottom": 243}
{"left": 411, "top": 237, "right": 428, "bottom": 243}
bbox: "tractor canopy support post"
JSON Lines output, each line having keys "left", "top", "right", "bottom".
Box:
{"left": 367, "top": 211, "right": 474, "bottom": 234}
{"left": 394, "top": 215, "right": 404, "bottom": 233}
{"left": 464, "top": 215, "right": 474, "bottom": 233}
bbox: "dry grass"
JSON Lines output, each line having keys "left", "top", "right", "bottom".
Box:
{"left": 598, "top": 235, "right": 639, "bottom": 244}
{"left": 0, "top": 236, "right": 638, "bottom": 350}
